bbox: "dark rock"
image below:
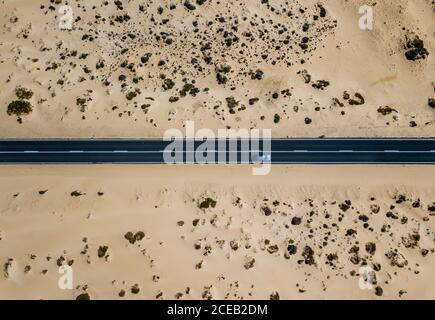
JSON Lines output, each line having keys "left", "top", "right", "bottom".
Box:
{"left": 216, "top": 72, "right": 228, "bottom": 85}
{"left": 262, "top": 206, "right": 272, "bottom": 216}
{"left": 97, "top": 245, "right": 108, "bottom": 258}
{"left": 312, "top": 80, "right": 330, "bottom": 90}
{"left": 76, "top": 293, "right": 91, "bottom": 300}
{"left": 374, "top": 286, "right": 383, "bottom": 297}
{"left": 131, "top": 283, "right": 140, "bottom": 294}
{"left": 287, "top": 244, "right": 297, "bottom": 255}
{"left": 184, "top": 1, "right": 196, "bottom": 11}
{"left": 270, "top": 291, "right": 280, "bottom": 300}
{"left": 358, "top": 215, "right": 369, "bottom": 222}
{"left": 251, "top": 69, "right": 264, "bottom": 80}
{"left": 273, "top": 113, "right": 281, "bottom": 123}
{"left": 405, "top": 34, "right": 429, "bottom": 61}
{"left": 134, "top": 231, "right": 145, "bottom": 242}
{"left": 291, "top": 216, "right": 302, "bottom": 225}
{"left": 225, "top": 97, "right": 239, "bottom": 113}
{"left": 339, "top": 200, "right": 352, "bottom": 212}
{"left": 318, "top": 5, "right": 327, "bottom": 17}
{"left": 124, "top": 231, "right": 135, "bottom": 244}
{"left": 70, "top": 190, "right": 84, "bottom": 197}
{"left": 365, "top": 242, "right": 377, "bottom": 255}
{"left": 141, "top": 53, "right": 152, "bottom": 64}
{"left": 199, "top": 197, "right": 217, "bottom": 209}
{"left": 377, "top": 106, "right": 397, "bottom": 115}
{"left": 346, "top": 229, "right": 357, "bottom": 236}
{"left": 302, "top": 245, "right": 315, "bottom": 265}
{"left": 348, "top": 93, "right": 365, "bottom": 105}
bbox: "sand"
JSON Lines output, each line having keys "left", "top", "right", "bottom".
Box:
{"left": 0, "top": 165, "right": 434, "bottom": 300}
{"left": 0, "top": 0, "right": 434, "bottom": 302}
{"left": 0, "top": 0, "right": 434, "bottom": 138}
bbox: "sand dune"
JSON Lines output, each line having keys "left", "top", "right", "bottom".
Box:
{"left": 0, "top": 165, "right": 434, "bottom": 299}
{"left": 0, "top": 0, "right": 434, "bottom": 137}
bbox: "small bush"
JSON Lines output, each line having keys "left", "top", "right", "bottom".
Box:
{"left": 15, "top": 87, "right": 34, "bottom": 100}
{"left": 7, "top": 100, "right": 33, "bottom": 117}
{"left": 273, "top": 113, "right": 281, "bottom": 124}
{"left": 125, "top": 91, "right": 137, "bottom": 100}
{"left": 199, "top": 197, "right": 217, "bottom": 209}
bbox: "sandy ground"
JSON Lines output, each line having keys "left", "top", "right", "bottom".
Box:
{"left": 0, "top": 165, "right": 434, "bottom": 300}
{"left": 0, "top": 0, "right": 434, "bottom": 302}
{"left": 0, "top": 0, "right": 434, "bottom": 138}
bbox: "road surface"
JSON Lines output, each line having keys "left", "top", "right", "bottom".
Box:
{"left": 0, "top": 138, "right": 434, "bottom": 164}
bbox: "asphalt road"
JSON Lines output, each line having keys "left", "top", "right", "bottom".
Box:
{"left": 0, "top": 138, "right": 434, "bottom": 164}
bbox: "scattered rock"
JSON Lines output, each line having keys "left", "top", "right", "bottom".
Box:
{"left": 302, "top": 246, "right": 316, "bottom": 265}
{"left": 312, "top": 80, "right": 330, "bottom": 90}
{"left": 244, "top": 256, "right": 256, "bottom": 270}
{"left": 261, "top": 206, "right": 272, "bottom": 216}
{"left": 377, "top": 106, "right": 397, "bottom": 115}
{"left": 269, "top": 291, "right": 280, "bottom": 300}
{"left": 291, "top": 216, "right": 302, "bottom": 225}
{"left": 365, "top": 242, "right": 377, "bottom": 255}
{"left": 124, "top": 231, "right": 145, "bottom": 244}
{"left": 287, "top": 244, "right": 297, "bottom": 255}
{"left": 375, "top": 286, "right": 383, "bottom": 297}
{"left": 199, "top": 197, "right": 217, "bottom": 209}
{"left": 70, "top": 191, "right": 84, "bottom": 197}
{"left": 386, "top": 250, "right": 408, "bottom": 268}
{"left": 76, "top": 293, "right": 91, "bottom": 300}
{"left": 97, "top": 246, "right": 109, "bottom": 258}
{"left": 405, "top": 34, "right": 429, "bottom": 61}
{"left": 131, "top": 283, "right": 140, "bottom": 294}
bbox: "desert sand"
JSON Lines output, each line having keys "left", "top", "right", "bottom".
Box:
{"left": 0, "top": 165, "right": 434, "bottom": 300}
{"left": 0, "top": 0, "right": 434, "bottom": 137}
{"left": 0, "top": 0, "right": 434, "bottom": 302}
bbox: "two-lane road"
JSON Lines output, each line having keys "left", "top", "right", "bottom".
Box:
{"left": 0, "top": 138, "right": 434, "bottom": 164}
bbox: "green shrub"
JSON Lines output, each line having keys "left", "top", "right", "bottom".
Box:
{"left": 15, "top": 87, "right": 34, "bottom": 100}
{"left": 7, "top": 100, "right": 33, "bottom": 117}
